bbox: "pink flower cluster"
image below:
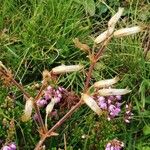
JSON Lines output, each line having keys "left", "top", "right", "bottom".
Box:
{"left": 105, "top": 139, "right": 124, "bottom": 150}
{"left": 36, "top": 86, "right": 65, "bottom": 107}
{"left": 97, "top": 95, "right": 122, "bottom": 120}
{"left": 2, "top": 143, "right": 16, "bottom": 150}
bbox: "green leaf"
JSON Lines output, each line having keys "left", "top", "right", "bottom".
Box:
{"left": 83, "top": 0, "right": 95, "bottom": 16}
{"left": 73, "top": 0, "right": 95, "bottom": 16}
{"left": 143, "top": 125, "right": 150, "bottom": 135}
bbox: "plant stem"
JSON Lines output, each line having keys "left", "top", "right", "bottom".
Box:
{"left": 34, "top": 38, "right": 111, "bottom": 149}
{"left": 0, "top": 69, "right": 47, "bottom": 134}
{"left": 34, "top": 100, "right": 82, "bottom": 150}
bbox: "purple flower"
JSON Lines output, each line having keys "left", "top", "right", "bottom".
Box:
{"left": 108, "top": 96, "right": 115, "bottom": 101}
{"left": 98, "top": 97, "right": 107, "bottom": 109}
{"left": 2, "top": 143, "right": 16, "bottom": 150}
{"left": 9, "top": 143, "right": 16, "bottom": 150}
{"left": 116, "top": 95, "right": 122, "bottom": 101}
{"left": 37, "top": 99, "right": 47, "bottom": 107}
{"left": 105, "top": 139, "right": 124, "bottom": 150}
{"left": 54, "top": 97, "right": 61, "bottom": 103}
{"left": 110, "top": 107, "right": 121, "bottom": 117}
{"left": 2, "top": 146, "right": 11, "bottom": 150}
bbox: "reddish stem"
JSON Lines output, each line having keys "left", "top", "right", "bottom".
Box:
{"left": 0, "top": 69, "right": 47, "bottom": 134}
{"left": 34, "top": 100, "right": 82, "bottom": 150}
{"left": 34, "top": 37, "right": 111, "bottom": 149}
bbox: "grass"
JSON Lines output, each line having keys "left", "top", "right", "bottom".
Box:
{"left": 0, "top": 0, "right": 150, "bottom": 149}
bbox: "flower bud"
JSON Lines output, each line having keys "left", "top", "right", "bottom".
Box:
{"left": 98, "top": 88, "right": 131, "bottom": 96}
{"left": 52, "top": 65, "right": 83, "bottom": 74}
{"left": 21, "top": 98, "right": 33, "bottom": 122}
{"left": 114, "top": 26, "right": 142, "bottom": 37}
{"left": 73, "top": 38, "right": 90, "bottom": 53}
{"left": 108, "top": 7, "right": 124, "bottom": 30}
{"left": 93, "top": 76, "right": 119, "bottom": 88}
{"left": 82, "top": 94, "right": 102, "bottom": 115}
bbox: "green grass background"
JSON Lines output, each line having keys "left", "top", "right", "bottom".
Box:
{"left": 0, "top": 0, "right": 150, "bottom": 149}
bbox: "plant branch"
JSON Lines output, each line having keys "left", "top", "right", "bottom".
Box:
{"left": 34, "top": 100, "right": 82, "bottom": 150}
{"left": 0, "top": 69, "right": 47, "bottom": 134}
{"left": 34, "top": 37, "right": 112, "bottom": 149}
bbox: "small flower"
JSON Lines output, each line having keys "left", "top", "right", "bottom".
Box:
{"left": 116, "top": 95, "right": 122, "bottom": 101}
{"left": 114, "top": 26, "right": 142, "bottom": 37}
{"left": 82, "top": 93, "right": 102, "bottom": 115}
{"left": 52, "top": 65, "right": 83, "bottom": 74}
{"left": 2, "top": 143, "right": 16, "bottom": 150}
{"left": 98, "top": 88, "right": 131, "bottom": 96}
{"left": 98, "top": 97, "right": 107, "bottom": 109}
{"left": 94, "top": 76, "right": 119, "bottom": 88}
{"left": 9, "top": 143, "right": 16, "bottom": 150}
{"left": 37, "top": 99, "right": 47, "bottom": 107}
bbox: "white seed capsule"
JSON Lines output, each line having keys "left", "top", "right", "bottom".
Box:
{"left": 46, "top": 98, "right": 56, "bottom": 115}
{"left": 22, "top": 98, "right": 33, "bottom": 122}
{"left": 82, "top": 94, "right": 102, "bottom": 115}
{"left": 98, "top": 88, "right": 131, "bottom": 96}
{"left": 94, "top": 30, "right": 111, "bottom": 44}
{"left": 52, "top": 65, "right": 83, "bottom": 74}
{"left": 94, "top": 76, "right": 119, "bottom": 88}
{"left": 114, "top": 26, "right": 142, "bottom": 37}
{"left": 108, "top": 7, "right": 124, "bottom": 30}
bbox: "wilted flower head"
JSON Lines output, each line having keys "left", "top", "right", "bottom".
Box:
{"left": 98, "top": 88, "right": 131, "bottom": 96}
{"left": 94, "top": 76, "right": 119, "bottom": 88}
{"left": 94, "top": 30, "right": 111, "bottom": 44}
{"left": 82, "top": 93, "right": 102, "bottom": 115}
{"left": 95, "top": 7, "right": 124, "bottom": 44}
{"left": 105, "top": 139, "right": 124, "bottom": 150}
{"left": 21, "top": 98, "right": 33, "bottom": 122}
{"left": 108, "top": 7, "right": 124, "bottom": 31}
{"left": 114, "top": 26, "right": 142, "bottom": 37}
{"left": 52, "top": 65, "right": 83, "bottom": 74}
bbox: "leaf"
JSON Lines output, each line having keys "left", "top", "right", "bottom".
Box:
{"left": 73, "top": 0, "right": 95, "bottom": 16}
{"left": 83, "top": 0, "right": 95, "bottom": 16}
{"left": 143, "top": 125, "right": 150, "bottom": 135}
{"left": 73, "top": 0, "right": 83, "bottom": 4}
